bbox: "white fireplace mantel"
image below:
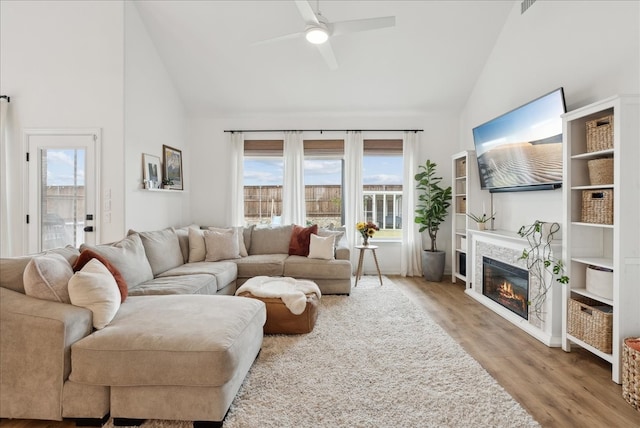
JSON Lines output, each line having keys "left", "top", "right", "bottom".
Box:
{"left": 465, "top": 229, "right": 563, "bottom": 347}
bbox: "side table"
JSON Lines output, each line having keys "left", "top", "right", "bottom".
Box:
{"left": 354, "top": 245, "right": 383, "bottom": 286}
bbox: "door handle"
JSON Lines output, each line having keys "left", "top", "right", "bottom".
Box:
{"left": 83, "top": 226, "right": 94, "bottom": 232}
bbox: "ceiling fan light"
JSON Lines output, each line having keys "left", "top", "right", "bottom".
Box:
{"left": 305, "top": 26, "right": 329, "bottom": 44}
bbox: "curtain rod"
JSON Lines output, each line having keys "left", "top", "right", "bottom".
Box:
{"left": 0, "top": 95, "right": 9, "bottom": 102}
{"left": 224, "top": 129, "right": 423, "bottom": 133}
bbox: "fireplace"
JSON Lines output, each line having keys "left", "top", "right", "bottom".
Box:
{"left": 482, "top": 257, "right": 529, "bottom": 320}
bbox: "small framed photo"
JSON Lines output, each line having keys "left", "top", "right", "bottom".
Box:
{"left": 162, "top": 145, "right": 183, "bottom": 190}
{"left": 142, "top": 153, "right": 161, "bottom": 189}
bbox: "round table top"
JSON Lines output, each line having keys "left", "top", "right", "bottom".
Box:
{"left": 355, "top": 244, "right": 379, "bottom": 250}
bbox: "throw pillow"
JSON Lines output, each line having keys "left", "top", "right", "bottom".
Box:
{"left": 188, "top": 227, "right": 206, "bottom": 262}
{"left": 73, "top": 249, "right": 128, "bottom": 303}
{"left": 23, "top": 253, "right": 74, "bottom": 303}
{"left": 173, "top": 225, "right": 198, "bottom": 264}
{"left": 288, "top": 224, "right": 318, "bottom": 256}
{"left": 209, "top": 226, "right": 249, "bottom": 257}
{"left": 308, "top": 234, "right": 335, "bottom": 260}
{"left": 68, "top": 258, "right": 121, "bottom": 329}
{"left": 317, "top": 228, "right": 345, "bottom": 249}
{"left": 203, "top": 229, "right": 240, "bottom": 262}
{"left": 80, "top": 234, "right": 153, "bottom": 289}
{"left": 128, "top": 228, "right": 184, "bottom": 276}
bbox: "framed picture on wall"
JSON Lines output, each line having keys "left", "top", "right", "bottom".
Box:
{"left": 142, "top": 153, "right": 161, "bottom": 189}
{"left": 162, "top": 145, "right": 183, "bottom": 190}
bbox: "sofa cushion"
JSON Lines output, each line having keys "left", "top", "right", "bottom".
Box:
{"left": 243, "top": 225, "right": 255, "bottom": 254}
{"left": 129, "top": 274, "right": 218, "bottom": 296}
{"left": 288, "top": 224, "right": 318, "bottom": 256}
{"left": 233, "top": 254, "right": 288, "bottom": 278}
{"left": 23, "top": 253, "right": 74, "bottom": 303}
{"left": 204, "top": 229, "right": 240, "bottom": 262}
{"left": 284, "top": 255, "right": 352, "bottom": 280}
{"left": 249, "top": 225, "right": 293, "bottom": 255}
{"left": 308, "top": 234, "right": 335, "bottom": 260}
{"left": 80, "top": 234, "right": 153, "bottom": 290}
{"left": 68, "top": 259, "right": 121, "bottom": 329}
{"left": 158, "top": 261, "right": 237, "bottom": 292}
{"left": 73, "top": 249, "right": 128, "bottom": 303}
{"left": 1, "top": 246, "right": 79, "bottom": 294}
{"left": 130, "top": 228, "right": 184, "bottom": 276}
{"left": 69, "top": 294, "right": 266, "bottom": 387}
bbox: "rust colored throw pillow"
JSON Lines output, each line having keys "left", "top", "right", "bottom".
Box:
{"left": 288, "top": 224, "right": 318, "bottom": 256}
{"left": 73, "top": 249, "right": 128, "bottom": 303}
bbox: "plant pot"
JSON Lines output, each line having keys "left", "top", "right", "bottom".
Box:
{"left": 422, "top": 250, "right": 446, "bottom": 282}
{"left": 477, "top": 222, "right": 486, "bottom": 231}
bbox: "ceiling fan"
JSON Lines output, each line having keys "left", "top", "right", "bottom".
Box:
{"left": 254, "top": 0, "right": 395, "bottom": 70}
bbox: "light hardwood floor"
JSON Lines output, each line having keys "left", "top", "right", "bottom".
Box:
{"left": 1, "top": 275, "right": 639, "bottom": 428}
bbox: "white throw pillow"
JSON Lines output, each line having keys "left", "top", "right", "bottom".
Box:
{"left": 308, "top": 234, "right": 335, "bottom": 260}
{"left": 68, "top": 258, "right": 121, "bottom": 329}
{"left": 188, "top": 227, "right": 206, "bottom": 263}
{"left": 208, "top": 226, "right": 248, "bottom": 257}
{"left": 204, "top": 229, "right": 241, "bottom": 262}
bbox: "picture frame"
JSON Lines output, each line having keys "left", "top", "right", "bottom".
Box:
{"left": 162, "top": 145, "right": 183, "bottom": 190}
{"left": 142, "top": 153, "right": 161, "bottom": 189}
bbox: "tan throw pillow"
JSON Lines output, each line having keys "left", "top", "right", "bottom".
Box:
{"left": 208, "top": 226, "right": 248, "bottom": 257}
{"left": 188, "top": 227, "right": 206, "bottom": 262}
{"left": 68, "top": 258, "right": 120, "bottom": 329}
{"left": 308, "top": 234, "right": 335, "bottom": 260}
{"left": 203, "top": 229, "right": 240, "bottom": 262}
{"left": 23, "top": 253, "right": 74, "bottom": 303}
{"left": 317, "top": 228, "right": 345, "bottom": 249}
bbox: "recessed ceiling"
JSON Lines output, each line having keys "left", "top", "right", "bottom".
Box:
{"left": 133, "top": 0, "right": 514, "bottom": 117}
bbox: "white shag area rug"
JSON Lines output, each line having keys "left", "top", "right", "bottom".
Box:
{"left": 106, "top": 276, "right": 539, "bottom": 428}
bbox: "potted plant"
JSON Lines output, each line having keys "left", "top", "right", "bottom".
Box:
{"left": 414, "top": 159, "right": 452, "bottom": 281}
{"left": 467, "top": 212, "right": 495, "bottom": 230}
{"left": 161, "top": 178, "right": 174, "bottom": 189}
{"left": 517, "top": 220, "right": 569, "bottom": 320}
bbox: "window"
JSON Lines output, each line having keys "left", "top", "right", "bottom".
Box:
{"left": 363, "top": 139, "right": 403, "bottom": 239}
{"left": 304, "top": 140, "right": 344, "bottom": 228}
{"left": 243, "top": 140, "right": 283, "bottom": 226}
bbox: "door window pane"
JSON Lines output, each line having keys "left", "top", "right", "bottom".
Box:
{"left": 41, "top": 149, "right": 85, "bottom": 250}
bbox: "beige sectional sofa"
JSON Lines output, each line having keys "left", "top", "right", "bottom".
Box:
{"left": 0, "top": 224, "right": 351, "bottom": 426}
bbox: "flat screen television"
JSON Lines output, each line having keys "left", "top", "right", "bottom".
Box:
{"left": 472, "top": 88, "right": 566, "bottom": 193}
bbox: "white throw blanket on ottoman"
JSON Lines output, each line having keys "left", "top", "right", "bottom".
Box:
{"left": 235, "top": 276, "right": 321, "bottom": 315}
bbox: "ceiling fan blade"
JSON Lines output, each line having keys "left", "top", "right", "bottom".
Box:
{"left": 294, "top": 0, "right": 319, "bottom": 24}
{"left": 251, "top": 31, "right": 304, "bottom": 46}
{"left": 331, "top": 16, "right": 395, "bottom": 37}
{"left": 317, "top": 40, "right": 338, "bottom": 70}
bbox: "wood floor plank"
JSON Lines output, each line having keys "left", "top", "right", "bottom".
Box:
{"left": 2, "top": 275, "right": 639, "bottom": 427}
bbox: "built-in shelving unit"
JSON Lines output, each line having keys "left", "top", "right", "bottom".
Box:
{"left": 562, "top": 94, "right": 640, "bottom": 383}
{"left": 451, "top": 151, "right": 480, "bottom": 288}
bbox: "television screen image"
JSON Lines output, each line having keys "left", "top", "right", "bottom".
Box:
{"left": 472, "top": 88, "right": 566, "bottom": 192}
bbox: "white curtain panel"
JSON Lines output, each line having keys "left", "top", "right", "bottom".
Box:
{"left": 344, "top": 131, "right": 363, "bottom": 249}
{"left": 401, "top": 131, "right": 423, "bottom": 276}
{"left": 0, "top": 98, "right": 10, "bottom": 256}
{"left": 229, "top": 132, "right": 245, "bottom": 226}
{"left": 282, "top": 131, "right": 305, "bottom": 225}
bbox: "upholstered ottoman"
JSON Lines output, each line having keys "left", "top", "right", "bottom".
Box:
{"left": 235, "top": 276, "right": 321, "bottom": 334}
{"left": 69, "top": 294, "right": 266, "bottom": 426}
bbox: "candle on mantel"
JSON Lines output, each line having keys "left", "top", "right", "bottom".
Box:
{"left": 483, "top": 202, "right": 486, "bottom": 215}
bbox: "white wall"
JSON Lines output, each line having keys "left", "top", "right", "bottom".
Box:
{"left": 459, "top": 0, "right": 640, "bottom": 233}
{"left": 124, "top": 3, "right": 190, "bottom": 232}
{"left": 0, "top": 0, "right": 125, "bottom": 255}
{"left": 187, "top": 112, "right": 459, "bottom": 274}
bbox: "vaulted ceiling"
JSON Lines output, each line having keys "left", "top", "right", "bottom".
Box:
{"left": 133, "top": 0, "right": 514, "bottom": 117}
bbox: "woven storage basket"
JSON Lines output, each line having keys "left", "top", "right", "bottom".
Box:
{"left": 456, "top": 158, "right": 466, "bottom": 177}
{"left": 587, "top": 158, "right": 614, "bottom": 185}
{"left": 581, "top": 189, "right": 613, "bottom": 224}
{"left": 586, "top": 114, "right": 614, "bottom": 152}
{"left": 458, "top": 197, "right": 466, "bottom": 213}
{"left": 623, "top": 338, "right": 640, "bottom": 411}
{"left": 567, "top": 296, "right": 613, "bottom": 354}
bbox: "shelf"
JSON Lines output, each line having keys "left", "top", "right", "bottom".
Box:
{"left": 571, "top": 148, "right": 614, "bottom": 160}
{"left": 455, "top": 176, "right": 466, "bottom": 180}
{"left": 571, "top": 256, "right": 613, "bottom": 270}
{"left": 454, "top": 272, "right": 466, "bottom": 282}
{"left": 570, "top": 288, "right": 613, "bottom": 306}
{"left": 456, "top": 193, "right": 467, "bottom": 197}
{"left": 571, "top": 185, "right": 614, "bottom": 190}
{"left": 571, "top": 222, "right": 614, "bottom": 229}
{"left": 455, "top": 229, "right": 467, "bottom": 236}
{"left": 566, "top": 333, "right": 614, "bottom": 363}
{"left": 455, "top": 248, "right": 467, "bottom": 254}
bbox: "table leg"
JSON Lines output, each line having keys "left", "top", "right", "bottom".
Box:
{"left": 371, "top": 249, "right": 383, "bottom": 286}
{"left": 355, "top": 248, "right": 365, "bottom": 286}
